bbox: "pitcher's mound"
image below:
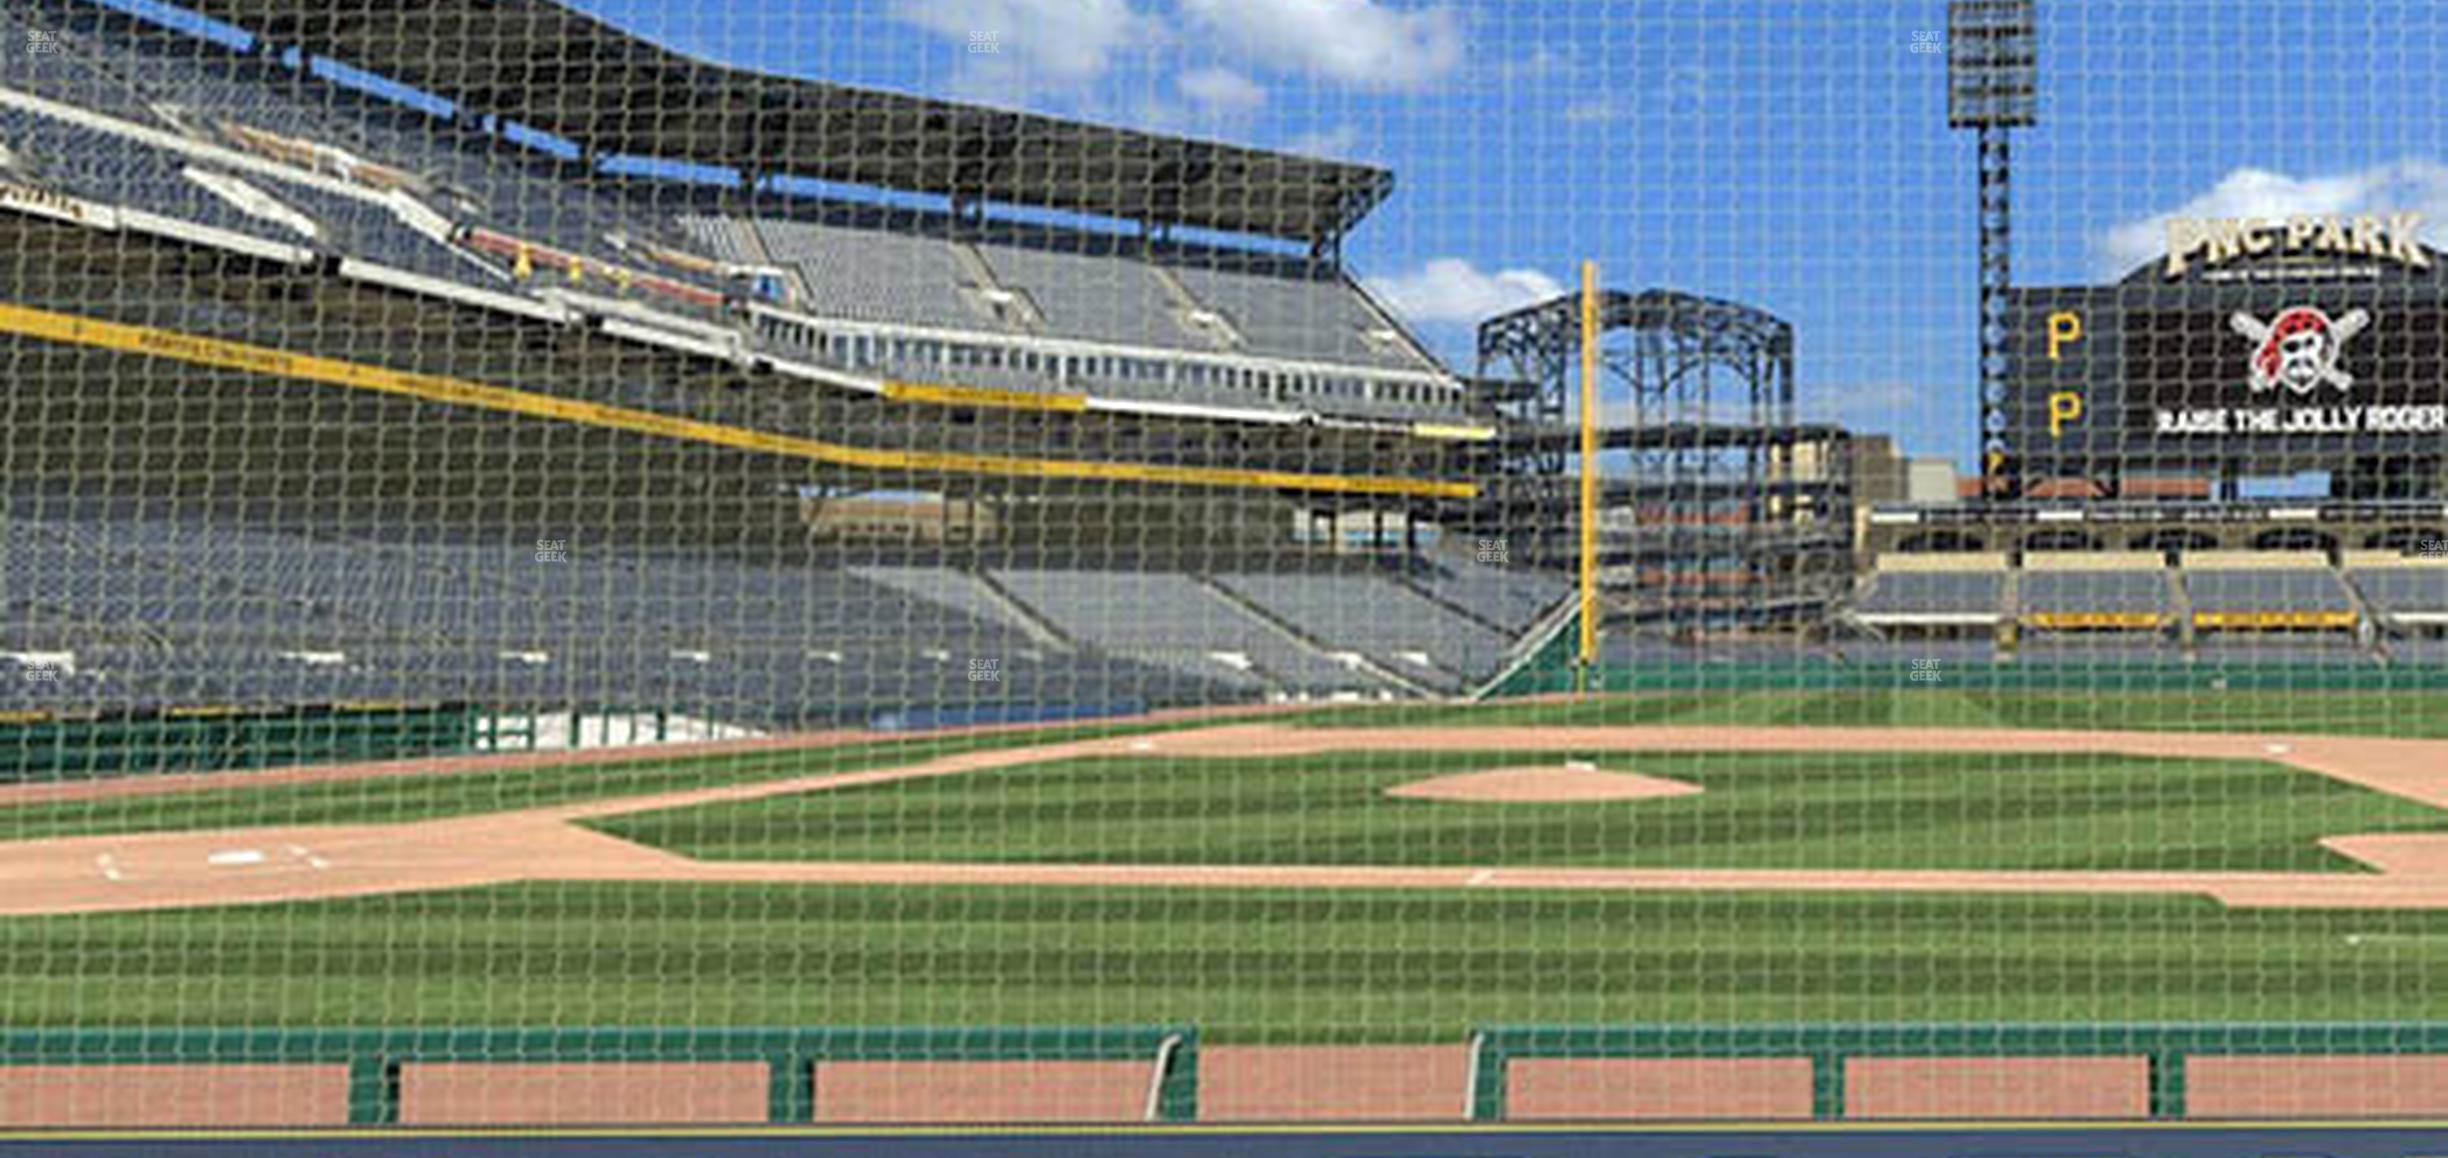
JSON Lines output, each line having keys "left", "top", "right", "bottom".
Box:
{"left": 1385, "top": 764, "right": 1702, "bottom": 804}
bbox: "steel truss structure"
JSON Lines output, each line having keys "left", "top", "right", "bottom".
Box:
{"left": 1475, "top": 289, "right": 1853, "bottom": 634}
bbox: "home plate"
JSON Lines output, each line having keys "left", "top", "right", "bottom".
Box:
{"left": 205, "top": 849, "right": 268, "bottom": 867}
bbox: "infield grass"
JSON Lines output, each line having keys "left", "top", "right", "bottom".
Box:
{"left": 3, "top": 884, "right": 2444, "bottom": 1041}
{"left": 590, "top": 749, "right": 2448, "bottom": 873}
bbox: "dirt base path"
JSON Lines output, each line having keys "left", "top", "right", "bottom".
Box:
{"left": 6, "top": 724, "right": 2448, "bottom": 916}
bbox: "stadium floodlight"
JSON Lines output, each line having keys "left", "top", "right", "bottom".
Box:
{"left": 1947, "top": 0, "right": 2038, "bottom": 130}
{"left": 1948, "top": 0, "right": 2039, "bottom": 493}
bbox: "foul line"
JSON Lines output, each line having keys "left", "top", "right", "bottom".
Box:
{"left": 0, "top": 301, "right": 1474, "bottom": 499}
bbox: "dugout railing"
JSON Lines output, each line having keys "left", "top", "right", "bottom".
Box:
{"left": 1465, "top": 1022, "right": 2448, "bottom": 1121}
{"left": 0, "top": 1026, "right": 1202, "bottom": 1125}
{"left": 11, "top": 1023, "right": 2448, "bottom": 1125}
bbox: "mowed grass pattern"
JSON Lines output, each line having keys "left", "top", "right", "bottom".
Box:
{"left": 1298, "top": 688, "right": 2448, "bottom": 737}
{"left": 2, "top": 884, "right": 2443, "bottom": 1041}
{"left": 589, "top": 750, "right": 2448, "bottom": 872}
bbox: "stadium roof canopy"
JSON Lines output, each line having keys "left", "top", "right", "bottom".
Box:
{"left": 170, "top": 0, "right": 1396, "bottom": 245}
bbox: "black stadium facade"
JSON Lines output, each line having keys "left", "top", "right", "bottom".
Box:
{"left": 2007, "top": 211, "right": 2448, "bottom": 498}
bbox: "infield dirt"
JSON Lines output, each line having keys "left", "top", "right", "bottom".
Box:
{"left": 6, "top": 723, "right": 2448, "bottom": 916}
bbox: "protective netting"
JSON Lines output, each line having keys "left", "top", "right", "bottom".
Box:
{"left": 0, "top": 0, "right": 2446, "bottom": 1129}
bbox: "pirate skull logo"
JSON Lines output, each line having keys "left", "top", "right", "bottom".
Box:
{"left": 2228, "top": 306, "right": 2370, "bottom": 395}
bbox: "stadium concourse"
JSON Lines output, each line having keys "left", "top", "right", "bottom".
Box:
{"left": 0, "top": 0, "right": 1577, "bottom": 759}
{"left": 0, "top": 0, "right": 2442, "bottom": 761}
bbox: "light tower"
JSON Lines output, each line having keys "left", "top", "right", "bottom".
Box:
{"left": 1947, "top": 0, "right": 2038, "bottom": 495}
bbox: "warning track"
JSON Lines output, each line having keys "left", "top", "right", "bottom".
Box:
{"left": 5, "top": 724, "right": 2448, "bottom": 916}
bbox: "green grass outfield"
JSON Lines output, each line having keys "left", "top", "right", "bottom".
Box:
{"left": 588, "top": 749, "right": 2448, "bottom": 873}
{"left": 3, "top": 885, "right": 2445, "bottom": 1041}
{"left": 1295, "top": 687, "right": 2448, "bottom": 737}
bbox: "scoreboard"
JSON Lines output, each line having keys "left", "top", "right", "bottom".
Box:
{"left": 2004, "top": 212, "right": 2448, "bottom": 479}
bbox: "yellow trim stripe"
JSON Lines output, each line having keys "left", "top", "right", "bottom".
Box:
{"left": 882, "top": 378, "right": 1089, "bottom": 413}
{"left": 2025, "top": 612, "right": 2166, "bottom": 630}
{"left": 162, "top": 704, "right": 246, "bottom": 718}
{"left": 2194, "top": 611, "right": 2358, "bottom": 630}
{"left": 1410, "top": 421, "right": 1498, "bottom": 442}
{"left": 0, "top": 302, "right": 1473, "bottom": 499}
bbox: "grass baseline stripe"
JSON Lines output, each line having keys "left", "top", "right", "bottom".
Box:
{"left": 0, "top": 300, "right": 1471, "bottom": 499}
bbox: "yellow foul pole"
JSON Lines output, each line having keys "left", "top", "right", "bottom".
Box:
{"left": 1577, "top": 261, "right": 1601, "bottom": 685}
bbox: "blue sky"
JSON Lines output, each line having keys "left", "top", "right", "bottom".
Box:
{"left": 216, "top": 0, "right": 2448, "bottom": 466}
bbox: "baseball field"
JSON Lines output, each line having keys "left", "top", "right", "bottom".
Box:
{"left": 7, "top": 686, "right": 2448, "bottom": 1048}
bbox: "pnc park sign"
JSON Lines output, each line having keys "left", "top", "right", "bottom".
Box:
{"left": 2162, "top": 212, "right": 2431, "bottom": 280}
{"left": 2140, "top": 211, "right": 2448, "bottom": 440}
{"left": 2012, "top": 207, "right": 2448, "bottom": 466}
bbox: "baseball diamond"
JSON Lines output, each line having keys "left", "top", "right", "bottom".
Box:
{"left": 7, "top": 0, "right": 2448, "bottom": 1141}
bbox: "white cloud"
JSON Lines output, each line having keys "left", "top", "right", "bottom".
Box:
{"left": 1366, "top": 258, "right": 1564, "bottom": 327}
{"left": 1179, "top": 0, "right": 1465, "bottom": 91}
{"left": 890, "top": 0, "right": 1141, "bottom": 101}
{"left": 1488, "top": 45, "right": 1568, "bottom": 84}
{"left": 1178, "top": 66, "right": 1266, "bottom": 115}
{"left": 1285, "top": 123, "right": 1365, "bottom": 160}
{"left": 2098, "top": 159, "right": 2448, "bottom": 276}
